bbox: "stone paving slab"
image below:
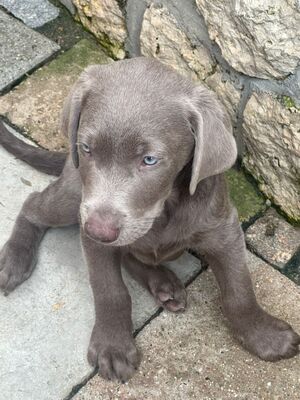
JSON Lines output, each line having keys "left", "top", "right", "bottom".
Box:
{"left": 0, "top": 10, "right": 59, "bottom": 93}
{"left": 0, "top": 0, "right": 59, "bottom": 28}
{"left": 74, "top": 251, "right": 300, "bottom": 400}
{"left": 246, "top": 208, "right": 300, "bottom": 269}
{"left": 0, "top": 126, "right": 202, "bottom": 400}
{"left": 0, "top": 39, "right": 112, "bottom": 151}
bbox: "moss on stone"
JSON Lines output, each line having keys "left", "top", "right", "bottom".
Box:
{"left": 0, "top": 39, "right": 112, "bottom": 151}
{"left": 72, "top": 12, "right": 125, "bottom": 60}
{"left": 281, "top": 95, "right": 300, "bottom": 110}
{"left": 226, "top": 169, "right": 266, "bottom": 222}
{"left": 36, "top": 39, "right": 112, "bottom": 78}
{"left": 96, "top": 32, "right": 125, "bottom": 60}
{"left": 271, "top": 203, "right": 300, "bottom": 226}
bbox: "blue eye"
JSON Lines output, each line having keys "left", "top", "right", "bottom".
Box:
{"left": 80, "top": 143, "right": 91, "bottom": 153}
{"left": 143, "top": 156, "right": 158, "bottom": 166}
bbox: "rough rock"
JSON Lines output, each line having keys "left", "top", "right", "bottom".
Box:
{"left": 205, "top": 67, "right": 241, "bottom": 124}
{"left": 141, "top": 4, "right": 214, "bottom": 82}
{"left": 72, "top": 0, "right": 127, "bottom": 59}
{"left": 196, "top": 0, "right": 300, "bottom": 79}
{"left": 246, "top": 208, "right": 300, "bottom": 268}
{"left": 243, "top": 92, "right": 300, "bottom": 221}
{"left": 0, "top": 39, "right": 112, "bottom": 151}
{"left": 59, "top": 0, "right": 76, "bottom": 15}
{"left": 74, "top": 252, "right": 300, "bottom": 399}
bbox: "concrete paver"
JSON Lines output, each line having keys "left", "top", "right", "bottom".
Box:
{"left": 0, "top": 126, "right": 202, "bottom": 400}
{"left": 246, "top": 208, "right": 300, "bottom": 269}
{"left": 0, "top": 10, "right": 59, "bottom": 92}
{"left": 0, "top": 0, "right": 59, "bottom": 28}
{"left": 0, "top": 39, "right": 112, "bottom": 151}
{"left": 74, "top": 252, "right": 300, "bottom": 400}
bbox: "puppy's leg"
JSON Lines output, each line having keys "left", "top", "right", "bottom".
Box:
{"left": 123, "top": 253, "right": 187, "bottom": 312}
{"left": 192, "top": 208, "right": 300, "bottom": 361}
{"left": 82, "top": 232, "right": 140, "bottom": 382}
{"left": 0, "top": 165, "right": 81, "bottom": 294}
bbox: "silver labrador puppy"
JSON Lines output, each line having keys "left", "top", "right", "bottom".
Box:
{"left": 0, "top": 58, "right": 299, "bottom": 382}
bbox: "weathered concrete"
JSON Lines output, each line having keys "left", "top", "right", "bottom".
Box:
{"left": 246, "top": 208, "right": 300, "bottom": 269}
{"left": 74, "top": 251, "right": 300, "bottom": 400}
{"left": 0, "top": 0, "right": 59, "bottom": 28}
{"left": 0, "top": 126, "right": 202, "bottom": 400}
{"left": 0, "top": 10, "right": 59, "bottom": 93}
{"left": 0, "top": 39, "right": 112, "bottom": 151}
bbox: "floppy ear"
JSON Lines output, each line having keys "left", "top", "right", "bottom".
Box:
{"left": 185, "top": 86, "right": 237, "bottom": 195}
{"left": 60, "top": 72, "right": 92, "bottom": 168}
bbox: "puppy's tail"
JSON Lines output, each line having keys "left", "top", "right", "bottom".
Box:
{"left": 0, "top": 121, "right": 67, "bottom": 176}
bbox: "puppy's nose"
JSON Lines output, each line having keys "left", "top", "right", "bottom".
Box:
{"left": 84, "top": 211, "right": 121, "bottom": 243}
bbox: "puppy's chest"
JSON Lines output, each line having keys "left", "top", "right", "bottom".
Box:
{"left": 132, "top": 244, "right": 185, "bottom": 266}
{"left": 129, "top": 218, "right": 187, "bottom": 266}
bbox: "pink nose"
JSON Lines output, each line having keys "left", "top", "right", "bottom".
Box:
{"left": 84, "top": 211, "right": 120, "bottom": 243}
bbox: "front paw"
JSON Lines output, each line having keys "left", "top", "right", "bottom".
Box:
{"left": 235, "top": 310, "right": 300, "bottom": 361}
{"left": 148, "top": 266, "right": 187, "bottom": 313}
{"left": 88, "top": 325, "right": 140, "bottom": 382}
{"left": 0, "top": 241, "right": 35, "bottom": 294}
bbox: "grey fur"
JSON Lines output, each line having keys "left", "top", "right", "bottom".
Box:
{"left": 0, "top": 122, "right": 66, "bottom": 176}
{"left": 0, "top": 58, "right": 299, "bottom": 382}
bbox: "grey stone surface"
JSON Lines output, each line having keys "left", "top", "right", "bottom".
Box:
{"left": 243, "top": 92, "right": 300, "bottom": 221}
{"left": 125, "top": 0, "right": 147, "bottom": 56}
{"left": 0, "top": 126, "right": 202, "bottom": 400}
{"left": 0, "top": 0, "right": 59, "bottom": 28}
{"left": 205, "top": 66, "right": 241, "bottom": 124}
{"left": 0, "top": 10, "right": 59, "bottom": 92}
{"left": 140, "top": 3, "right": 214, "bottom": 81}
{"left": 59, "top": 0, "right": 76, "bottom": 15}
{"left": 74, "top": 252, "right": 300, "bottom": 400}
{"left": 246, "top": 208, "right": 300, "bottom": 269}
{"left": 196, "top": 0, "right": 300, "bottom": 80}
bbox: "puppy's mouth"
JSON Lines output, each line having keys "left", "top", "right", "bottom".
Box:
{"left": 85, "top": 231, "right": 120, "bottom": 246}
{"left": 80, "top": 197, "right": 167, "bottom": 246}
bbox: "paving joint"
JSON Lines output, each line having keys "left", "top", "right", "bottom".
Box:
{"left": 63, "top": 370, "right": 98, "bottom": 400}
{"left": 0, "top": 50, "right": 58, "bottom": 96}
{"left": 281, "top": 249, "right": 300, "bottom": 285}
{"left": 246, "top": 234, "right": 300, "bottom": 286}
{"left": 241, "top": 208, "right": 267, "bottom": 232}
{"left": 64, "top": 257, "right": 206, "bottom": 400}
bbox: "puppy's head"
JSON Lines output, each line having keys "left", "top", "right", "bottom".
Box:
{"left": 61, "top": 58, "right": 237, "bottom": 246}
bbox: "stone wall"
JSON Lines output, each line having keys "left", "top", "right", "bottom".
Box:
{"left": 61, "top": 0, "right": 300, "bottom": 222}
